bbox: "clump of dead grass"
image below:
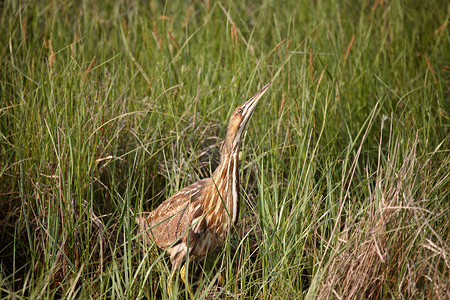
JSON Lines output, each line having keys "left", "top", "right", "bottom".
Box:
{"left": 318, "top": 129, "right": 450, "bottom": 299}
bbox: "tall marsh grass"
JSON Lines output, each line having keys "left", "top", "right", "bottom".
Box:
{"left": 1, "top": 0, "right": 448, "bottom": 298}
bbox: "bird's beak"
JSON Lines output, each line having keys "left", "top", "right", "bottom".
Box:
{"left": 241, "top": 82, "right": 271, "bottom": 125}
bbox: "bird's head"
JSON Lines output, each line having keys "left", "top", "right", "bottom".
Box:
{"left": 223, "top": 83, "right": 271, "bottom": 151}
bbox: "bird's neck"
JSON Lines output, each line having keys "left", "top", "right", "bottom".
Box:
{"left": 205, "top": 140, "right": 240, "bottom": 231}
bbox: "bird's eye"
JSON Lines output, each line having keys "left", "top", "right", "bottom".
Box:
{"left": 237, "top": 109, "right": 243, "bottom": 115}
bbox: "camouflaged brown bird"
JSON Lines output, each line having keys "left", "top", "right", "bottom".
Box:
{"left": 137, "top": 83, "right": 270, "bottom": 294}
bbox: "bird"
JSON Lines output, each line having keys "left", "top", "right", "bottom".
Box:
{"left": 137, "top": 82, "right": 271, "bottom": 297}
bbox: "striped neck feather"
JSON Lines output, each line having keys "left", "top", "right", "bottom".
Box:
{"left": 206, "top": 144, "right": 240, "bottom": 228}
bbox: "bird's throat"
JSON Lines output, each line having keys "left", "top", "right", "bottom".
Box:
{"left": 206, "top": 145, "right": 240, "bottom": 233}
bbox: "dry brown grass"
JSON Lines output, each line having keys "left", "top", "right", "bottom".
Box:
{"left": 318, "top": 133, "right": 450, "bottom": 299}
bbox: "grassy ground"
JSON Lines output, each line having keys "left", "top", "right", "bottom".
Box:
{"left": 1, "top": 0, "right": 449, "bottom": 299}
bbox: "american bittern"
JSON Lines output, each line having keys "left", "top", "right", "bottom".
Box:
{"left": 137, "top": 83, "right": 270, "bottom": 297}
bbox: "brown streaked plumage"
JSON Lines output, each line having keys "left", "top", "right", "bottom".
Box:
{"left": 137, "top": 83, "right": 270, "bottom": 295}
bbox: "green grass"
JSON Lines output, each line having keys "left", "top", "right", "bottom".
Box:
{"left": 1, "top": 0, "right": 449, "bottom": 299}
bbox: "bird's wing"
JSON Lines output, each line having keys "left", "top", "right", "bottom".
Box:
{"left": 140, "top": 178, "right": 211, "bottom": 248}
